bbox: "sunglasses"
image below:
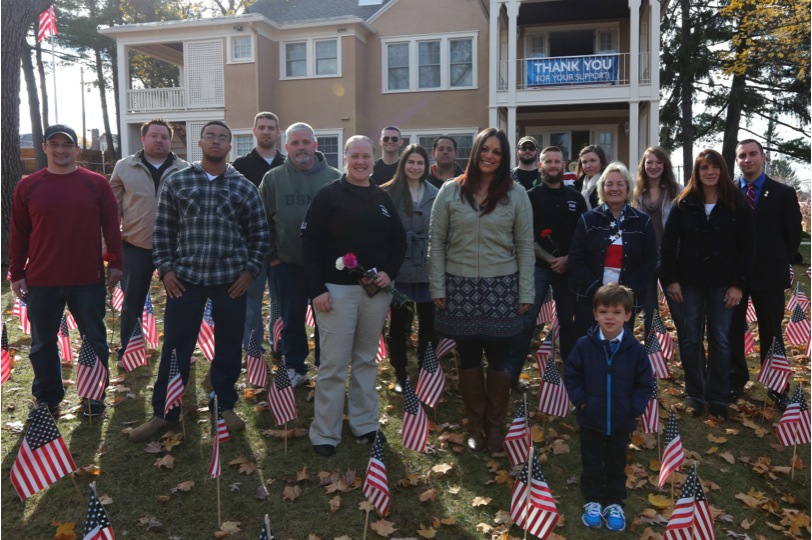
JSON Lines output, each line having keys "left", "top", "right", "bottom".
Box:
{"left": 382, "top": 136, "right": 400, "bottom": 143}
{"left": 520, "top": 145, "right": 537, "bottom": 151}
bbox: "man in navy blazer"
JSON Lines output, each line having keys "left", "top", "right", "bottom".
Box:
{"left": 729, "top": 140, "right": 802, "bottom": 409}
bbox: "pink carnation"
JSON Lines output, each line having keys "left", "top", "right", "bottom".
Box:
{"left": 342, "top": 252, "right": 358, "bottom": 270}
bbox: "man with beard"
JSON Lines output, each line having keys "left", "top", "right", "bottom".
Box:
{"left": 259, "top": 123, "right": 341, "bottom": 388}
{"left": 507, "top": 146, "right": 587, "bottom": 388}
{"left": 129, "top": 121, "right": 270, "bottom": 442}
{"left": 511, "top": 136, "right": 541, "bottom": 191}
{"left": 232, "top": 112, "right": 285, "bottom": 350}
{"left": 426, "top": 135, "right": 464, "bottom": 189}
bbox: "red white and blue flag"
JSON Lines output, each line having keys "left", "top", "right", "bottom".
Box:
{"left": 375, "top": 334, "right": 388, "bottom": 364}
{"left": 82, "top": 483, "right": 115, "bottom": 540}
{"left": 535, "top": 286, "right": 555, "bottom": 325}
{"left": 58, "top": 315, "right": 73, "bottom": 366}
{"left": 76, "top": 338, "right": 106, "bottom": 401}
{"left": 756, "top": 339, "right": 791, "bottom": 394}
{"left": 111, "top": 283, "right": 124, "bottom": 312}
{"left": 664, "top": 464, "right": 714, "bottom": 540}
{"left": 305, "top": 304, "right": 315, "bottom": 327}
{"left": 509, "top": 455, "right": 559, "bottom": 539}
{"left": 744, "top": 326, "right": 756, "bottom": 355}
{"left": 435, "top": 338, "right": 457, "bottom": 359}
{"left": 141, "top": 296, "right": 158, "bottom": 348}
{"left": 245, "top": 331, "right": 267, "bottom": 388}
{"left": 787, "top": 282, "right": 809, "bottom": 314}
{"left": 534, "top": 333, "right": 554, "bottom": 373}
{"left": 504, "top": 400, "right": 531, "bottom": 467}
{"left": 121, "top": 324, "right": 147, "bottom": 372}
{"left": 37, "top": 6, "right": 58, "bottom": 42}
{"left": 652, "top": 311, "right": 674, "bottom": 362}
{"left": 775, "top": 384, "right": 811, "bottom": 447}
{"left": 197, "top": 300, "right": 215, "bottom": 363}
{"left": 746, "top": 297, "right": 757, "bottom": 324}
{"left": 163, "top": 350, "right": 184, "bottom": 417}
{"left": 363, "top": 433, "right": 390, "bottom": 516}
{"left": 2, "top": 322, "right": 11, "bottom": 384}
{"left": 537, "top": 359, "right": 569, "bottom": 418}
{"left": 268, "top": 359, "right": 297, "bottom": 426}
{"left": 401, "top": 379, "right": 428, "bottom": 452}
{"left": 785, "top": 304, "right": 810, "bottom": 347}
{"left": 416, "top": 342, "right": 446, "bottom": 408}
{"left": 645, "top": 329, "right": 671, "bottom": 379}
{"left": 658, "top": 409, "right": 685, "bottom": 488}
{"left": 640, "top": 374, "right": 659, "bottom": 434}
{"left": 270, "top": 299, "right": 283, "bottom": 354}
{"left": 65, "top": 310, "right": 78, "bottom": 331}
{"left": 13, "top": 298, "right": 31, "bottom": 335}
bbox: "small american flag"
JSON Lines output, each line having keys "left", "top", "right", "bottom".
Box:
{"left": 268, "top": 359, "right": 297, "bottom": 426}
{"left": 65, "top": 310, "right": 78, "bottom": 331}
{"left": 208, "top": 427, "right": 221, "bottom": 479}
{"left": 121, "top": 324, "right": 147, "bottom": 372}
{"left": 1, "top": 322, "right": 11, "bottom": 384}
{"left": 435, "top": 337, "right": 457, "bottom": 359}
{"left": 375, "top": 334, "right": 388, "bottom": 364}
{"left": 197, "top": 300, "right": 215, "bottom": 363}
{"left": 534, "top": 333, "right": 554, "bottom": 373}
{"left": 652, "top": 312, "right": 673, "bottom": 362}
{"left": 645, "top": 329, "right": 671, "bottom": 379}
{"left": 163, "top": 350, "right": 184, "bottom": 417}
{"left": 509, "top": 455, "right": 559, "bottom": 538}
{"left": 416, "top": 343, "right": 446, "bottom": 408}
{"left": 58, "top": 316, "right": 73, "bottom": 365}
{"left": 401, "top": 379, "right": 428, "bottom": 452}
{"left": 245, "top": 331, "right": 268, "bottom": 388}
{"left": 756, "top": 339, "right": 791, "bottom": 394}
{"left": 537, "top": 358, "right": 569, "bottom": 418}
{"left": 664, "top": 464, "right": 714, "bottom": 540}
{"left": 535, "top": 286, "right": 556, "bottom": 325}
{"left": 37, "top": 6, "right": 58, "bottom": 42}
{"left": 640, "top": 374, "right": 659, "bottom": 434}
{"left": 14, "top": 298, "right": 31, "bottom": 335}
{"left": 657, "top": 279, "right": 667, "bottom": 305}
{"left": 76, "top": 338, "right": 106, "bottom": 401}
{"left": 141, "top": 296, "right": 158, "bottom": 348}
{"left": 785, "top": 304, "right": 810, "bottom": 347}
{"left": 214, "top": 406, "right": 230, "bottom": 444}
{"left": 504, "top": 401, "right": 531, "bottom": 467}
{"left": 111, "top": 283, "right": 124, "bottom": 312}
{"left": 305, "top": 304, "right": 315, "bottom": 327}
{"left": 363, "top": 433, "right": 390, "bottom": 516}
{"left": 82, "top": 483, "right": 115, "bottom": 540}
{"left": 787, "top": 282, "right": 809, "bottom": 314}
{"left": 270, "top": 300, "right": 283, "bottom": 353}
{"left": 746, "top": 296, "right": 757, "bottom": 324}
{"left": 744, "top": 326, "right": 756, "bottom": 355}
{"left": 788, "top": 264, "right": 795, "bottom": 287}
{"left": 658, "top": 409, "right": 685, "bottom": 488}
{"left": 548, "top": 315, "right": 560, "bottom": 341}
{"left": 10, "top": 405, "right": 76, "bottom": 501}
{"left": 775, "top": 384, "right": 811, "bottom": 446}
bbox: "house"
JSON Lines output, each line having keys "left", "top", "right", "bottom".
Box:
{"left": 100, "top": 0, "right": 660, "bottom": 170}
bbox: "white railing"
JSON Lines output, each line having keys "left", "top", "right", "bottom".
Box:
{"left": 498, "top": 52, "right": 652, "bottom": 91}
{"left": 127, "top": 87, "right": 186, "bottom": 112}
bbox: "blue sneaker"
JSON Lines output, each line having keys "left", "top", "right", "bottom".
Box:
{"left": 603, "top": 504, "right": 626, "bottom": 532}
{"left": 582, "top": 502, "right": 603, "bottom": 528}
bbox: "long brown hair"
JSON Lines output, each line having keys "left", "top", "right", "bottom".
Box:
{"left": 381, "top": 144, "right": 429, "bottom": 216}
{"left": 676, "top": 149, "right": 743, "bottom": 210}
{"left": 457, "top": 128, "right": 512, "bottom": 214}
{"left": 632, "top": 146, "right": 680, "bottom": 205}
{"left": 575, "top": 144, "right": 608, "bottom": 178}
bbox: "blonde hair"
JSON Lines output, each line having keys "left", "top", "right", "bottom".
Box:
{"left": 596, "top": 162, "right": 635, "bottom": 205}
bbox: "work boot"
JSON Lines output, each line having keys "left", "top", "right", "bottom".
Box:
{"left": 129, "top": 416, "right": 171, "bottom": 442}
{"left": 222, "top": 410, "right": 246, "bottom": 433}
{"left": 458, "top": 367, "right": 487, "bottom": 451}
{"left": 485, "top": 370, "right": 512, "bottom": 453}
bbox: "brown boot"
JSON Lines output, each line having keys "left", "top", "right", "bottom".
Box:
{"left": 458, "top": 367, "right": 486, "bottom": 451}
{"left": 485, "top": 370, "right": 512, "bottom": 453}
{"left": 129, "top": 416, "right": 171, "bottom": 443}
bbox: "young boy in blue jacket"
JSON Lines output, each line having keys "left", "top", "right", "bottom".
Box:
{"left": 563, "top": 283, "right": 654, "bottom": 532}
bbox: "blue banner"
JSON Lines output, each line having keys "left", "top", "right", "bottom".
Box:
{"left": 526, "top": 55, "right": 619, "bottom": 87}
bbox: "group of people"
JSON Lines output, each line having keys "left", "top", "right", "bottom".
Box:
{"left": 9, "top": 117, "right": 803, "bottom": 530}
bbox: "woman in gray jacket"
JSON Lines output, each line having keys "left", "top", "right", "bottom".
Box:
{"left": 382, "top": 145, "right": 439, "bottom": 393}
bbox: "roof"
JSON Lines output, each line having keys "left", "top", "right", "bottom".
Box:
{"left": 246, "top": 0, "right": 393, "bottom": 25}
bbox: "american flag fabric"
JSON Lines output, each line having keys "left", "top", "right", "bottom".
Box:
{"left": 537, "top": 359, "right": 569, "bottom": 418}
{"left": 163, "top": 350, "right": 184, "bottom": 417}
{"left": 37, "top": 6, "right": 58, "bottom": 42}
{"left": 363, "top": 433, "right": 391, "bottom": 516}
{"left": 640, "top": 374, "right": 659, "bottom": 434}
{"left": 401, "top": 379, "right": 429, "bottom": 452}
{"left": 1, "top": 322, "right": 11, "bottom": 384}
{"left": 197, "top": 299, "right": 215, "bottom": 363}
{"left": 121, "top": 324, "right": 147, "bottom": 373}
{"left": 785, "top": 304, "right": 810, "bottom": 347}
{"left": 305, "top": 304, "right": 315, "bottom": 327}
{"left": 58, "top": 316, "right": 73, "bottom": 365}
{"left": 534, "top": 333, "right": 554, "bottom": 373}
{"left": 775, "top": 385, "right": 811, "bottom": 447}
{"left": 657, "top": 279, "right": 667, "bottom": 305}
{"left": 76, "top": 338, "right": 106, "bottom": 401}
{"left": 504, "top": 401, "right": 531, "bottom": 467}
{"left": 141, "top": 296, "right": 158, "bottom": 348}
{"left": 652, "top": 312, "right": 674, "bottom": 361}
{"left": 66, "top": 310, "right": 78, "bottom": 331}
{"left": 744, "top": 326, "right": 756, "bottom": 355}
{"left": 83, "top": 483, "right": 115, "bottom": 540}
{"left": 375, "top": 334, "right": 388, "bottom": 364}
{"left": 214, "top": 406, "right": 230, "bottom": 444}
{"left": 548, "top": 316, "right": 560, "bottom": 341}
{"left": 270, "top": 299, "right": 283, "bottom": 353}
{"left": 245, "top": 331, "right": 268, "bottom": 388}
{"left": 14, "top": 298, "right": 31, "bottom": 335}
{"left": 208, "top": 427, "right": 222, "bottom": 479}
{"left": 645, "top": 329, "right": 671, "bottom": 379}
{"left": 787, "top": 282, "right": 809, "bottom": 314}
{"left": 268, "top": 359, "right": 297, "bottom": 426}
{"left": 788, "top": 264, "right": 795, "bottom": 287}
{"left": 258, "top": 515, "right": 276, "bottom": 540}
{"left": 509, "top": 455, "right": 559, "bottom": 539}
{"left": 658, "top": 409, "right": 685, "bottom": 488}
{"left": 756, "top": 339, "right": 791, "bottom": 394}
{"left": 416, "top": 343, "right": 446, "bottom": 408}
{"left": 111, "top": 283, "right": 124, "bottom": 312}
{"left": 745, "top": 297, "right": 757, "bottom": 324}
{"left": 664, "top": 464, "right": 715, "bottom": 540}
{"left": 535, "top": 286, "right": 556, "bottom": 325}
{"left": 10, "top": 405, "right": 76, "bottom": 501}
{"left": 435, "top": 337, "right": 457, "bottom": 359}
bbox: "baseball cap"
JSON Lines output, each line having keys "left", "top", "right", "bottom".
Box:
{"left": 517, "top": 136, "right": 539, "bottom": 149}
{"left": 44, "top": 124, "right": 78, "bottom": 145}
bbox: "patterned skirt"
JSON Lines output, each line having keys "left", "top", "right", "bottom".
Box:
{"left": 435, "top": 273, "right": 522, "bottom": 340}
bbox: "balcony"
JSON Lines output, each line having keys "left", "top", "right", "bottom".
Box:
{"left": 497, "top": 52, "right": 652, "bottom": 91}
{"left": 127, "top": 87, "right": 186, "bottom": 113}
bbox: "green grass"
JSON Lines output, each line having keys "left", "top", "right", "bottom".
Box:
{"left": 1, "top": 269, "right": 810, "bottom": 539}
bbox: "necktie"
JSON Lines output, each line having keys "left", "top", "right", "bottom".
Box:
{"left": 609, "top": 339, "right": 619, "bottom": 354}
{"left": 745, "top": 183, "right": 756, "bottom": 208}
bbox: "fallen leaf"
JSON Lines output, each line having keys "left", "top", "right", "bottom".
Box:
{"left": 440, "top": 516, "right": 456, "bottom": 525}
{"left": 417, "top": 524, "right": 437, "bottom": 538}
{"left": 174, "top": 480, "right": 194, "bottom": 492}
{"left": 97, "top": 494, "right": 113, "bottom": 505}
{"left": 228, "top": 482, "right": 241, "bottom": 492}
{"left": 282, "top": 484, "right": 302, "bottom": 501}
{"left": 143, "top": 441, "right": 163, "bottom": 454}
{"left": 419, "top": 489, "right": 437, "bottom": 503}
{"left": 741, "top": 518, "right": 754, "bottom": 529}
{"left": 494, "top": 470, "right": 511, "bottom": 485}
{"left": 74, "top": 465, "right": 101, "bottom": 476}
{"left": 255, "top": 485, "right": 269, "bottom": 500}
{"left": 551, "top": 439, "right": 570, "bottom": 454}
{"left": 358, "top": 500, "right": 373, "bottom": 512}
{"left": 638, "top": 527, "right": 663, "bottom": 540}
{"left": 157, "top": 495, "right": 171, "bottom": 502}
{"left": 369, "top": 519, "right": 397, "bottom": 537}
{"left": 718, "top": 451, "right": 735, "bottom": 464}
{"left": 138, "top": 515, "right": 162, "bottom": 530}
{"left": 213, "top": 520, "right": 241, "bottom": 538}
{"left": 471, "top": 496, "right": 491, "bottom": 507}
{"left": 447, "top": 485, "right": 460, "bottom": 494}
{"left": 154, "top": 454, "right": 176, "bottom": 470}
{"left": 648, "top": 493, "right": 672, "bottom": 510}
{"left": 297, "top": 466, "right": 311, "bottom": 482}
{"left": 430, "top": 463, "right": 453, "bottom": 475}
{"left": 52, "top": 521, "right": 77, "bottom": 540}
{"left": 329, "top": 495, "right": 341, "bottom": 513}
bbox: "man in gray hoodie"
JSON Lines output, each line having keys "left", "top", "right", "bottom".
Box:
{"left": 259, "top": 123, "right": 341, "bottom": 387}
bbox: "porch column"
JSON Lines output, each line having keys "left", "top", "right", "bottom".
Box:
{"left": 489, "top": 0, "right": 500, "bottom": 128}
{"left": 116, "top": 42, "right": 131, "bottom": 156}
{"left": 628, "top": 0, "right": 641, "bottom": 166}
{"left": 648, "top": 0, "right": 661, "bottom": 147}
{"left": 507, "top": 0, "right": 519, "bottom": 166}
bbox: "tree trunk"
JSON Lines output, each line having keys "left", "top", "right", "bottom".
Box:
{"left": 678, "top": 0, "right": 693, "bottom": 183}
{"left": 36, "top": 39, "right": 49, "bottom": 127}
{"left": 721, "top": 72, "right": 746, "bottom": 174}
{"left": 21, "top": 45, "right": 47, "bottom": 170}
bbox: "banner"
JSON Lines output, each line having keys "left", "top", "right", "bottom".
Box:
{"left": 527, "top": 54, "right": 619, "bottom": 87}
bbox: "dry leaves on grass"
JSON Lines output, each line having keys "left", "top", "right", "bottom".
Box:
{"left": 74, "top": 464, "right": 101, "bottom": 476}
{"left": 471, "top": 496, "right": 492, "bottom": 507}
{"left": 647, "top": 493, "right": 672, "bottom": 510}
{"left": 154, "top": 454, "right": 176, "bottom": 470}
{"left": 170, "top": 480, "right": 194, "bottom": 493}
{"left": 228, "top": 455, "right": 257, "bottom": 475}
{"left": 430, "top": 463, "right": 453, "bottom": 475}
{"left": 369, "top": 519, "right": 397, "bottom": 537}
{"left": 417, "top": 523, "right": 437, "bottom": 538}
{"left": 282, "top": 484, "right": 302, "bottom": 501}
{"left": 419, "top": 488, "right": 437, "bottom": 502}
{"left": 52, "top": 521, "right": 77, "bottom": 540}
{"left": 213, "top": 521, "right": 241, "bottom": 538}
{"left": 329, "top": 495, "right": 341, "bottom": 513}
{"left": 138, "top": 515, "right": 162, "bottom": 530}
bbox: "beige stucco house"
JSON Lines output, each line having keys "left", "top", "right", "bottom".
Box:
{"left": 100, "top": 0, "right": 661, "bottom": 169}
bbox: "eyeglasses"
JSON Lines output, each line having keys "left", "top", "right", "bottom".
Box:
{"left": 382, "top": 136, "right": 399, "bottom": 143}
{"left": 46, "top": 142, "right": 75, "bottom": 150}
{"left": 202, "top": 134, "right": 229, "bottom": 143}
{"left": 520, "top": 145, "right": 537, "bottom": 151}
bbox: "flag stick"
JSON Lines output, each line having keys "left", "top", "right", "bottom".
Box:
{"left": 181, "top": 411, "right": 186, "bottom": 438}
{"left": 70, "top": 473, "right": 83, "bottom": 501}
{"left": 284, "top": 421, "right": 288, "bottom": 454}
{"left": 264, "top": 514, "right": 271, "bottom": 534}
{"left": 214, "top": 395, "right": 221, "bottom": 527}
{"left": 670, "top": 474, "right": 674, "bottom": 506}
{"left": 362, "top": 505, "right": 371, "bottom": 540}
{"left": 87, "top": 399, "right": 92, "bottom": 425}
{"left": 523, "top": 445, "right": 534, "bottom": 540}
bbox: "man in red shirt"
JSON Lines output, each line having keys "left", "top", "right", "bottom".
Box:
{"left": 9, "top": 124, "right": 123, "bottom": 418}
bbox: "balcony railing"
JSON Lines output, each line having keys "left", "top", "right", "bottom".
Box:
{"left": 127, "top": 87, "right": 186, "bottom": 113}
{"left": 498, "top": 52, "right": 652, "bottom": 91}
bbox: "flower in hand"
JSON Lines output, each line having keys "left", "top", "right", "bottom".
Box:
{"left": 336, "top": 252, "right": 412, "bottom": 309}
{"left": 540, "top": 229, "right": 553, "bottom": 239}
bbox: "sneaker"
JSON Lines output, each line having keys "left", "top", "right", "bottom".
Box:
{"left": 582, "top": 502, "right": 603, "bottom": 528}
{"left": 80, "top": 399, "right": 106, "bottom": 418}
{"left": 129, "top": 416, "right": 171, "bottom": 442}
{"left": 287, "top": 369, "right": 308, "bottom": 389}
{"left": 312, "top": 443, "right": 336, "bottom": 457}
{"left": 603, "top": 504, "right": 626, "bottom": 532}
{"left": 222, "top": 410, "right": 246, "bottom": 433}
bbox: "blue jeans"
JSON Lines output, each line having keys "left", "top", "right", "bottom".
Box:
{"left": 270, "top": 261, "right": 319, "bottom": 375}
{"left": 151, "top": 280, "right": 245, "bottom": 420}
{"left": 120, "top": 242, "right": 155, "bottom": 358}
{"left": 27, "top": 284, "right": 109, "bottom": 405}
{"left": 243, "top": 261, "right": 270, "bottom": 349}
{"left": 680, "top": 285, "right": 733, "bottom": 405}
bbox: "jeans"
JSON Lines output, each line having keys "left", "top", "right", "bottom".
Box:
{"left": 27, "top": 284, "right": 109, "bottom": 405}
{"left": 152, "top": 280, "right": 246, "bottom": 420}
{"left": 120, "top": 242, "right": 155, "bottom": 358}
{"left": 243, "top": 262, "right": 270, "bottom": 349}
{"left": 679, "top": 284, "right": 733, "bottom": 405}
{"left": 508, "top": 266, "right": 577, "bottom": 381}
{"left": 387, "top": 301, "right": 435, "bottom": 374}
{"left": 579, "top": 426, "right": 629, "bottom": 506}
{"left": 270, "top": 261, "right": 319, "bottom": 375}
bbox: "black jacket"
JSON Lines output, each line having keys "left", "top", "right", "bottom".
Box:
{"left": 527, "top": 182, "right": 587, "bottom": 269}
{"left": 231, "top": 148, "right": 285, "bottom": 187}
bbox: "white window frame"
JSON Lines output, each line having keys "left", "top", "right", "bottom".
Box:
{"left": 228, "top": 34, "right": 254, "bottom": 64}
{"left": 399, "top": 128, "right": 478, "bottom": 168}
{"left": 382, "top": 32, "right": 478, "bottom": 93}
{"left": 229, "top": 129, "right": 255, "bottom": 161}
{"left": 313, "top": 129, "right": 344, "bottom": 169}
{"left": 528, "top": 124, "right": 618, "bottom": 162}
{"left": 523, "top": 22, "right": 620, "bottom": 58}
{"left": 281, "top": 37, "right": 341, "bottom": 79}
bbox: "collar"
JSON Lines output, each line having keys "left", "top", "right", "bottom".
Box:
{"left": 739, "top": 172, "right": 766, "bottom": 191}
{"left": 599, "top": 328, "right": 624, "bottom": 343}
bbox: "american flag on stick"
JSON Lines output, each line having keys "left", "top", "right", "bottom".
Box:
{"left": 76, "top": 338, "right": 106, "bottom": 401}
{"left": 37, "top": 6, "right": 58, "bottom": 42}
{"left": 435, "top": 337, "right": 457, "bottom": 359}
{"left": 375, "top": 334, "right": 388, "bottom": 364}
{"left": 401, "top": 379, "right": 428, "bottom": 452}
{"left": 504, "top": 400, "right": 531, "bottom": 467}
{"left": 163, "top": 350, "right": 184, "bottom": 417}
{"left": 658, "top": 409, "right": 685, "bottom": 489}
{"left": 363, "top": 432, "right": 390, "bottom": 516}
{"left": 83, "top": 482, "right": 115, "bottom": 540}
{"left": 121, "top": 324, "right": 147, "bottom": 372}
{"left": 13, "top": 298, "right": 31, "bottom": 335}
{"left": 548, "top": 315, "right": 560, "bottom": 341}
{"left": 141, "top": 296, "right": 158, "bottom": 348}
{"left": 746, "top": 297, "right": 757, "bottom": 324}
{"left": 664, "top": 464, "right": 714, "bottom": 540}
{"left": 268, "top": 359, "right": 297, "bottom": 426}
{"left": 58, "top": 315, "right": 73, "bottom": 365}
{"left": 744, "top": 326, "right": 756, "bottom": 356}
{"left": 787, "top": 282, "right": 809, "bottom": 314}
{"left": 65, "top": 310, "right": 78, "bottom": 331}
{"left": 756, "top": 339, "right": 791, "bottom": 394}
{"left": 245, "top": 331, "right": 268, "bottom": 388}
{"left": 416, "top": 343, "right": 446, "bottom": 408}
{"left": 640, "top": 373, "right": 659, "bottom": 434}
{"left": 785, "top": 304, "right": 810, "bottom": 347}
{"left": 645, "top": 329, "right": 671, "bottom": 379}
{"left": 657, "top": 279, "right": 667, "bottom": 305}
{"left": 652, "top": 311, "right": 674, "bottom": 361}
{"left": 537, "top": 358, "right": 569, "bottom": 418}
{"left": 1, "top": 322, "right": 11, "bottom": 384}
{"left": 111, "top": 283, "right": 124, "bottom": 312}
{"left": 270, "top": 299, "right": 283, "bottom": 354}
{"left": 10, "top": 405, "right": 76, "bottom": 501}
{"left": 775, "top": 384, "right": 811, "bottom": 447}
{"left": 305, "top": 304, "right": 315, "bottom": 327}
{"left": 534, "top": 333, "right": 554, "bottom": 373}
{"left": 258, "top": 514, "right": 276, "bottom": 540}
{"left": 197, "top": 299, "right": 215, "bottom": 362}
{"left": 535, "top": 286, "right": 555, "bottom": 325}
{"left": 509, "top": 452, "right": 559, "bottom": 539}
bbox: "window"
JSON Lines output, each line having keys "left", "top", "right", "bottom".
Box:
{"left": 383, "top": 33, "right": 477, "bottom": 92}
{"left": 400, "top": 129, "right": 476, "bottom": 170}
{"left": 229, "top": 35, "right": 253, "bottom": 63}
{"left": 233, "top": 134, "right": 254, "bottom": 158}
{"left": 283, "top": 38, "right": 340, "bottom": 79}
{"left": 317, "top": 135, "right": 340, "bottom": 169}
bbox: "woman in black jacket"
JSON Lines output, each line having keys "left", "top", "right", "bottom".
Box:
{"left": 660, "top": 149, "right": 754, "bottom": 419}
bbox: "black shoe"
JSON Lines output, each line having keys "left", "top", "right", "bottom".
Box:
{"left": 728, "top": 386, "right": 744, "bottom": 403}
{"left": 709, "top": 402, "right": 728, "bottom": 419}
{"left": 312, "top": 444, "right": 336, "bottom": 457}
{"left": 686, "top": 397, "right": 704, "bottom": 418}
{"left": 393, "top": 377, "right": 406, "bottom": 394}
{"left": 767, "top": 389, "right": 789, "bottom": 411}
{"left": 80, "top": 399, "right": 106, "bottom": 417}
{"left": 511, "top": 378, "right": 530, "bottom": 392}
{"left": 358, "top": 430, "right": 386, "bottom": 444}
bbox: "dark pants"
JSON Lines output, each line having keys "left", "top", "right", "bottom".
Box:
{"left": 388, "top": 300, "right": 435, "bottom": 374}
{"left": 579, "top": 426, "right": 629, "bottom": 506}
{"left": 730, "top": 287, "right": 786, "bottom": 391}
{"left": 120, "top": 242, "right": 155, "bottom": 358}
{"left": 642, "top": 276, "right": 684, "bottom": 350}
{"left": 27, "top": 284, "right": 109, "bottom": 405}
{"left": 151, "top": 280, "right": 245, "bottom": 420}
{"left": 243, "top": 261, "right": 270, "bottom": 349}
{"left": 457, "top": 339, "right": 511, "bottom": 371}
{"left": 270, "top": 261, "right": 319, "bottom": 375}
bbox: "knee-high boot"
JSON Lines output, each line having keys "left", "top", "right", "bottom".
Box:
{"left": 486, "top": 370, "right": 512, "bottom": 453}
{"left": 387, "top": 336, "right": 408, "bottom": 392}
{"left": 458, "top": 367, "right": 486, "bottom": 451}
